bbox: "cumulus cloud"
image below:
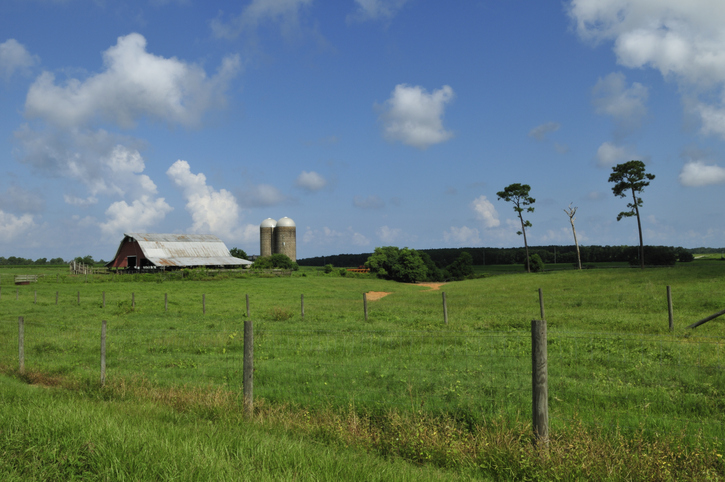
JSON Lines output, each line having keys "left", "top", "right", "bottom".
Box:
{"left": 378, "top": 84, "right": 455, "bottom": 149}
{"left": 471, "top": 195, "right": 500, "bottom": 228}
{"left": 99, "top": 195, "right": 173, "bottom": 237}
{"left": 443, "top": 226, "right": 481, "bottom": 246}
{"left": 592, "top": 72, "right": 648, "bottom": 135}
{"left": 25, "top": 33, "right": 240, "bottom": 129}
{"left": 353, "top": 195, "right": 385, "bottom": 209}
{"left": 569, "top": 1, "right": 725, "bottom": 138}
{"left": 528, "top": 122, "right": 561, "bottom": 141}
{"left": 0, "top": 39, "right": 39, "bottom": 81}
{"left": 211, "top": 0, "right": 313, "bottom": 40}
{"left": 0, "top": 210, "right": 35, "bottom": 243}
{"left": 596, "top": 141, "right": 641, "bottom": 167}
{"left": 295, "top": 170, "right": 327, "bottom": 191}
{"left": 167, "top": 160, "right": 256, "bottom": 242}
{"left": 376, "top": 225, "right": 403, "bottom": 243}
{"left": 348, "top": 0, "right": 410, "bottom": 22}
{"left": 0, "top": 185, "right": 44, "bottom": 214}
{"left": 679, "top": 160, "right": 725, "bottom": 186}
{"left": 302, "top": 226, "right": 370, "bottom": 247}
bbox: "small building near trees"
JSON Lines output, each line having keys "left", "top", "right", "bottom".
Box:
{"left": 106, "top": 233, "right": 252, "bottom": 270}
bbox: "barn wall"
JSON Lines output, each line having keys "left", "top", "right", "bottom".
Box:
{"left": 109, "top": 239, "right": 145, "bottom": 268}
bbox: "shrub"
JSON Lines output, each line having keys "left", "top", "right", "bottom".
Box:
{"left": 339, "top": 268, "right": 347, "bottom": 277}
{"left": 528, "top": 254, "right": 545, "bottom": 273}
{"left": 253, "top": 253, "right": 299, "bottom": 271}
{"left": 324, "top": 264, "right": 334, "bottom": 274}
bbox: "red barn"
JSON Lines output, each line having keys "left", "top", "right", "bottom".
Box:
{"left": 106, "top": 233, "right": 252, "bottom": 270}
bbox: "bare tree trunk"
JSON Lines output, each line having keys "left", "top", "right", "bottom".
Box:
{"left": 565, "top": 204, "right": 582, "bottom": 270}
{"left": 631, "top": 186, "right": 645, "bottom": 269}
{"left": 519, "top": 213, "right": 531, "bottom": 273}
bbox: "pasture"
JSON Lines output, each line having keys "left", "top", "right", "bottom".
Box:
{"left": 1, "top": 261, "right": 724, "bottom": 480}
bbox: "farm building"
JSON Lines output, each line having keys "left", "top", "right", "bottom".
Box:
{"left": 259, "top": 217, "right": 297, "bottom": 261}
{"left": 106, "top": 233, "right": 252, "bottom": 270}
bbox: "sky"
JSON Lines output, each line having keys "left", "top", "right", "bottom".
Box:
{"left": 1, "top": 0, "right": 725, "bottom": 262}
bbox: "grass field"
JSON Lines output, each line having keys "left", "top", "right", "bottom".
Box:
{"left": 1, "top": 260, "right": 725, "bottom": 479}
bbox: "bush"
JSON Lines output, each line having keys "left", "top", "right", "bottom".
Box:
{"left": 528, "top": 254, "right": 545, "bottom": 273}
{"left": 446, "top": 252, "right": 474, "bottom": 280}
{"left": 365, "top": 246, "right": 428, "bottom": 283}
{"left": 339, "top": 268, "right": 347, "bottom": 277}
{"left": 253, "top": 253, "right": 299, "bottom": 271}
{"left": 324, "top": 264, "right": 334, "bottom": 274}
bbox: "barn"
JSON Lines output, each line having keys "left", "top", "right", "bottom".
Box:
{"left": 106, "top": 233, "right": 252, "bottom": 270}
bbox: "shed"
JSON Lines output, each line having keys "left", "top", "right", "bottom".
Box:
{"left": 106, "top": 233, "right": 252, "bottom": 270}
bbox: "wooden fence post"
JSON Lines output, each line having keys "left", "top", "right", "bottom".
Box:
{"left": 363, "top": 293, "right": 368, "bottom": 321}
{"left": 301, "top": 294, "right": 305, "bottom": 320}
{"left": 667, "top": 286, "right": 674, "bottom": 331}
{"left": 18, "top": 316, "right": 25, "bottom": 375}
{"left": 246, "top": 294, "right": 250, "bottom": 318}
{"left": 532, "top": 319, "right": 549, "bottom": 449}
{"left": 442, "top": 292, "right": 448, "bottom": 325}
{"left": 132, "top": 292, "right": 135, "bottom": 308}
{"left": 34, "top": 291, "right": 37, "bottom": 304}
{"left": 243, "top": 320, "right": 254, "bottom": 417}
{"left": 538, "top": 288, "right": 545, "bottom": 321}
{"left": 100, "top": 320, "right": 107, "bottom": 387}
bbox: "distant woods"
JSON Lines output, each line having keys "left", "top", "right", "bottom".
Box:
{"left": 298, "top": 245, "right": 703, "bottom": 271}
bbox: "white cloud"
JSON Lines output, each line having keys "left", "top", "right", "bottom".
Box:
{"left": 592, "top": 72, "right": 648, "bottom": 134}
{"left": 353, "top": 195, "right": 385, "bottom": 209}
{"left": 679, "top": 160, "right": 725, "bottom": 186}
{"left": 211, "top": 0, "right": 313, "bottom": 40}
{"left": 378, "top": 84, "right": 455, "bottom": 149}
{"left": 295, "top": 170, "right": 327, "bottom": 191}
{"left": 569, "top": 1, "right": 725, "bottom": 138}
{"left": 302, "top": 226, "right": 370, "bottom": 247}
{"left": 596, "top": 141, "right": 639, "bottom": 167}
{"left": 528, "top": 122, "right": 561, "bottom": 140}
{"left": 0, "top": 185, "right": 44, "bottom": 214}
{"left": 99, "top": 195, "right": 173, "bottom": 238}
{"left": 376, "top": 225, "right": 402, "bottom": 243}
{"left": 0, "top": 39, "right": 39, "bottom": 81}
{"left": 167, "top": 160, "right": 256, "bottom": 242}
{"left": 0, "top": 210, "right": 35, "bottom": 243}
{"left": 25, "top": 33, "right": 240, "bottom": 129}
{"left": 443, "top": 226, "right": 481, "bottom": 246}
{"left": 348, "top": 0, "right": 410, "bottom": 22}
{"left": 471, "top": 195, "right": 500, "bottom": 228}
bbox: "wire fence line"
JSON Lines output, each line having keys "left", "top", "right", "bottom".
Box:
{"left": 1, "top": 318, "right": 723, "bottom": 444}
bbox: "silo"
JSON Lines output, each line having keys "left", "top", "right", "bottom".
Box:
{"left": 274, "top": 217, "right": 296, "bottom": 261}
{"left": 260, "top": 218, "right": 277, "bottom": 257}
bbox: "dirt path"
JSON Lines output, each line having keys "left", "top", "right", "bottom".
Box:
{"left": 365, "top": 291, "right": 392, "bottom": 301}
{"left": 415, "top": 282, "right": 447, "bottom": 290}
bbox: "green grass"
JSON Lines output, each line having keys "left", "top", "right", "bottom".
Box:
{"left": 1, "top": 261, "right": 725, "bottom": 479}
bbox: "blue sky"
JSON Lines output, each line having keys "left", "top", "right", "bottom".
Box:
{"left": 1, "top": 0, "right": 725, "bottom": 261}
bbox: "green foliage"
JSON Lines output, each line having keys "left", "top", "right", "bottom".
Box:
{"left": 497, "top": 183, "right": 535, "bottom": 272}
{"left": 528, "top": 253, "right": 544, "bottom": 272}
{"left": 627, "top": 246, "right": 676, "bottom": 266}
{"left": 365, "top": 246, "right": 428, "bottom": 283}
{"left": 324, "top": 264, "right": 334, "bottom": 274}
{"left": 678, "top": 251, "right": 695, "bottom": 262}
{"left": 338, "top": 268, "right": 347, "bottom": 277}
{"left": 229, "top": 247, "right": 248, "bottom": 260}
{"left": 420, "top": 252, "right": 446, "bottom": 282}
{"left": 74, "top": 255, "right": 96, "bottom": 265}
{"left": 446, "top": 252, "right": 474, "bottom": 280}
{"left": 608, "top": 160, "right": 655, "bottom": 221}
{"left": 253, "top": 253, "right": 299, "bottom": 271}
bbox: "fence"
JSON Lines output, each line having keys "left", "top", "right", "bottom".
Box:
{"left": 2, "top": 316, "right": 724, "bottom": 447}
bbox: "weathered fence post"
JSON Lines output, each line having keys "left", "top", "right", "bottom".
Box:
{"left": 363, "top": 292, "right": 368, "bottom": 321}
{"left": 100, "top": 320, "right": 107, "bottom": 387}
{"left": 442, "top": 292, "right": 448, "bottom": 325}
{"left": 246, "top": 294, "right": 250, "bottom": 318}
{"left": 132, "top": 292, "right": 135, "bottom": 308}
{"left": 243, "top": 320, "right": 254, "bottom": 417}
{"left": 203, "top": 294, "right": 206, "bottom": 315}
{"left": 34, "top": 291, "right": 37, "bottom": 304}
{"left": 165, "top": 293, "right": 168, "bottom": 313}
{"left": 18, "top": 316, "right": 25, "bottom": 375}
{"left": 667, "top": 286, "right": 674, "bottom": 331}
{"left": 532, "top": 319, "right": 549, "bottom": 449}
{"left": 538, "top": 288, "right": 546, "bottom": 321}
{"left": 301, "top": 294, "right": 305, "bottom": 320}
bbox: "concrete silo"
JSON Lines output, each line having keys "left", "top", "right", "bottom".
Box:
{"left": 260, "top": 218, "right": 277, "bottom": 257}
{"left": 274, "top": 217, "right": 297, "bottom": 261}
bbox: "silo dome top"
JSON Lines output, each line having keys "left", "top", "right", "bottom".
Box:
{"left": 260, "top": 218, "right": 277, "bottom": 228}
{"left": 276, "top": 217, "right": 296, "bottom": 227}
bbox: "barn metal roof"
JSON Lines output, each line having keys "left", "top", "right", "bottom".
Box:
{"left": 112, "top": 233, "right": 252, "bottom": 267}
